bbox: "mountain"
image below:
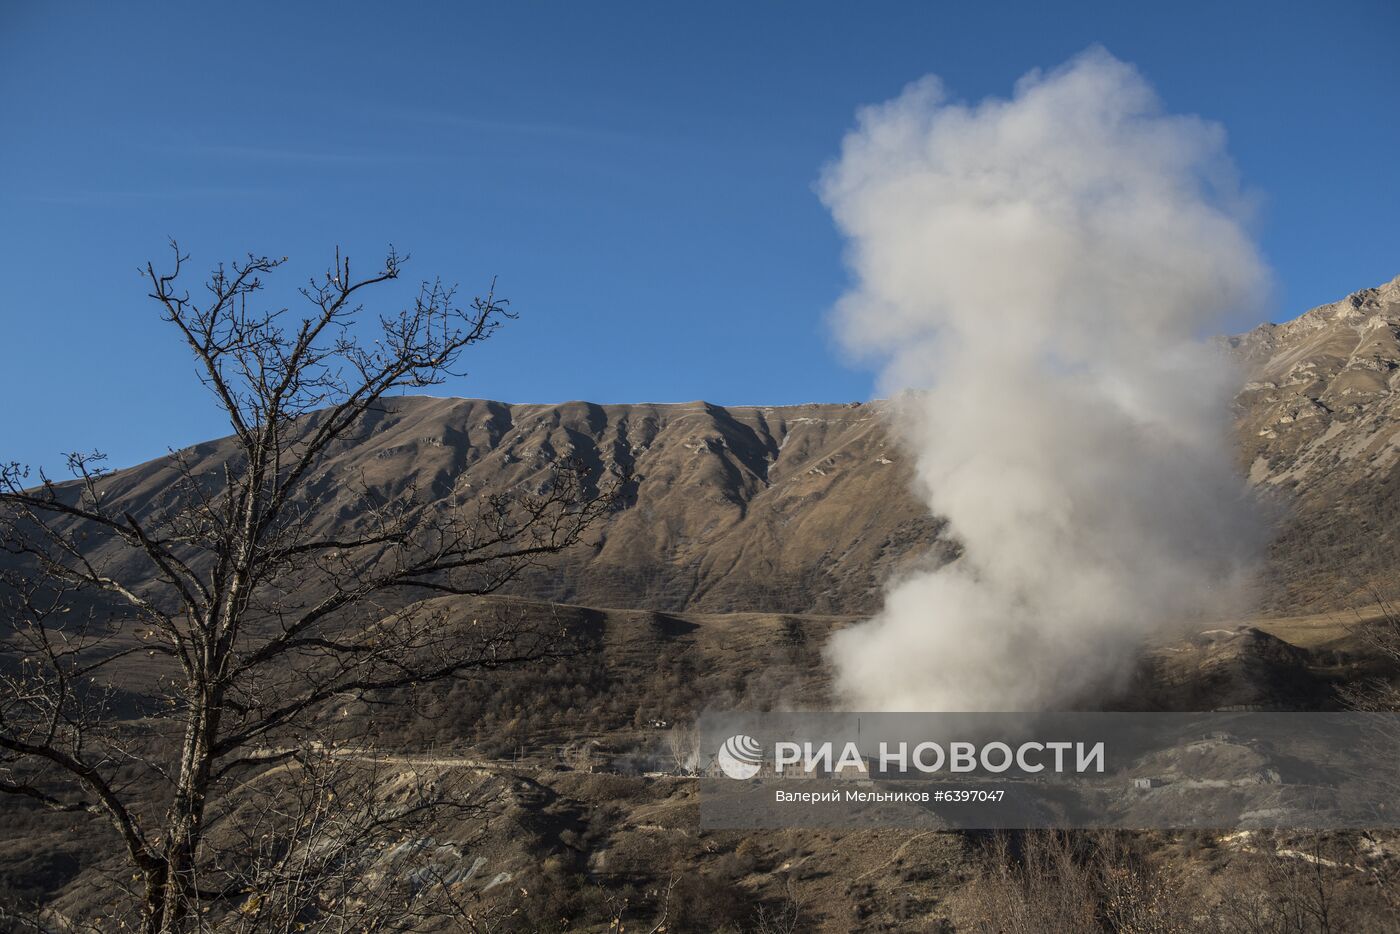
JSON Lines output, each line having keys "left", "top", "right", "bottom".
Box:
{"left": 57, "top": 274, "right": 1400, "bottom": 618}
{"left": 1232, "top": 274, "right": 1400, "bottom": 609}
{"left": 58, "top": 396, "right": 945, "bottom": 617}
{"left": 8, "top": 276, "right": 1400, "bottom": 929}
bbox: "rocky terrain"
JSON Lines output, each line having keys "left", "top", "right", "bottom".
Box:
{"left": 49, "top": 274, "right": 1400, "bottom": 625}
{"left": 67, "top": 395, "right": 945, "bottom": 618}
{"left": 4, "top": 275, "right": 1400, "bottom": 930}
{"left": 1232, "top": 274, "right": 1400, "bottom": 609}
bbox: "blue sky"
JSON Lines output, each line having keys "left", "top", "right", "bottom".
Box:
{"left": 1, "top": 1, "right": 1396, "bottom": 474}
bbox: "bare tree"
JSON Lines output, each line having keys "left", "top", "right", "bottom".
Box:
{"left": 1342, "top": 591, "right": 1400, "bottom": 713}
{"left": 0, "top": 243, "right": 620, "bottom": 932}
{"left": 748, "top": 876, "right": 805, "bottom": 934}
{"left": 600, "top": 873, "right": 678, "bottom": 934}
{"left": 949, "top": 831, "right": 1194, "bottom": 933}
{"left": 951, "top": 830, "right": 1399, "bottom": 934}
{"left": 665, "top": 721, "right": 700, "bottom": 774}
{"left": 194, "top": 743, "right": 520, "bottom": 934}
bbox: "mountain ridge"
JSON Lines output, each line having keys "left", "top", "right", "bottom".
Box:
{"left": 22, "top": 273, "right": 1400, "bottom": 616}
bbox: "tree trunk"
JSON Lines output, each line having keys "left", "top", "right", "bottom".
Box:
{"left": 155, "top": 688, "right": 222, "bottom": 933}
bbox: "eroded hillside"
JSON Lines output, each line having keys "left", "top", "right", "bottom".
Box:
{"left": 17, "top": 275, "right": 1400, "bottom": 621}
{"left": 1232, "top": 275, "right": 1400, "bottom": 608}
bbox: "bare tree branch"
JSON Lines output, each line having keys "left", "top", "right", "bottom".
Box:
{"left": 0, "top": 243, "right": 619, "bottom": 933}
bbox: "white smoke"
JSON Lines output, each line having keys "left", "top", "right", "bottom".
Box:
{"left": 820, "top": 48, "right": 1270, "bottom": 711}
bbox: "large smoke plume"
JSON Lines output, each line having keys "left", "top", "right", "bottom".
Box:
{"left": 821, "top": 49, "right": 1270, "bottom": 711}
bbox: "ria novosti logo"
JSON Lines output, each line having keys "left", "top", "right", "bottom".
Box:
{"left": 716, "top": 734, "right": 763, "bottom": 779}
{"left": 712, "top": 731, "right": 1108, "bottom": 780}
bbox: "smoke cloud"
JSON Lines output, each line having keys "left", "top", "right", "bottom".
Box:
{"left": 820, "top": 49, "right": 1270, "bottom": 711}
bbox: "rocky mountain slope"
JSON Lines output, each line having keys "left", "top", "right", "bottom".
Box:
{"left": 65, "top": 396, "right": 945, "bottom": 616}
{"left": 1232, "top": 274, "right": 1400, "bottom": 608}
{"left": 8, "top": 275, "right": 1400, "bottom": 929}
{"left": 19, "top": 274, "right": 1400, "bottom": 619}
